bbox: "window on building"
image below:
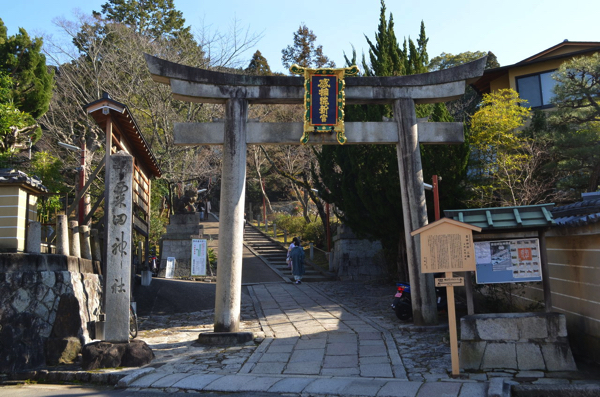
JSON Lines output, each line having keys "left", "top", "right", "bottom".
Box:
{"left": 516, "top": 71, "right": 557, "bottom": 108}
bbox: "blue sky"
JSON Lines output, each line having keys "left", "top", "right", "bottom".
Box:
{"left": 2, "top": 0, "right": 599, "bottom": 73}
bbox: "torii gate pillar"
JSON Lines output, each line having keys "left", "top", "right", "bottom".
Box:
{"left": 215, "top": 97, "right": 248, "bottom": 332}
{"left": 395, "top": 99, "right": 437, "bottom": 325}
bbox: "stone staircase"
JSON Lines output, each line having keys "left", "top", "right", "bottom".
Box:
{"left": 244, "top": 224, "right": 333, "bottom": 283}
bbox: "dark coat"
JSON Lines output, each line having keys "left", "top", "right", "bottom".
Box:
{"left": 290, "top": 246, "right": 305, "bottom": 277}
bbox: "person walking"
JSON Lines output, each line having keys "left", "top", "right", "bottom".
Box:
{"left": 290, "top": 238, "right": 305, "bottom": 284}
{"left": 286, "top": 237, "right": 298, "bottom": 269}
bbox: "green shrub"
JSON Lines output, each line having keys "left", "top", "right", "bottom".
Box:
{"left": 208, "top": 248, "right": 217, "bottom": 275}
{"left": 274, "top": 213, "right": 290, "bottom": 229}
{"left": 286, "top": 216, "right": 307, "bottom": 237}
{"left": 303, "top": 220, "right": 325, "bottom": 247}
{"left": 274, "top": 214, "right": 304, "bottom": 235}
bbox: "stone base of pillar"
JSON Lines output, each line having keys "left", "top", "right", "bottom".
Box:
{"left": 81, "top": 340, "right": 154, "bottom": 370}
{"left": 197, "top": 332, "right": 254, "bottom": 345}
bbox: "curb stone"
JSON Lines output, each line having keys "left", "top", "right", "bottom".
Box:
{"left": 488, "top": 377, "right": 509, "bottom": 397}
{"left": 117, "top": 367, "right": 156, "bottom": 388}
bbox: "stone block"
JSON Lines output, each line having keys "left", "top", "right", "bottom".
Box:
{"left": 546, "top": 312, "right": 568, "bottom": 339}
{"left": 541, "top": 343, "right": 577, "bottom": 371}
{"left": 477, "top": 317, "right": 519, "bottom": 341}
{"left": 323, "top": 354, "right": 358, "bottom": 368}
{"left": 516, "top": 343, "right": 545, "bottom": 370}
{"left": 482, "top": 342, "right": 517, "bottom": 370}
{"left": 460, "top": 312, "right": 577, "bottom": 373}
{"left": 460, "top": 341, "right": 486, "bottom": 370}
{"left": 518, "top": 316, "right": 548, "bottom": 340}
{"left": 460, "top": 317, "right": 478, "bottom": 340}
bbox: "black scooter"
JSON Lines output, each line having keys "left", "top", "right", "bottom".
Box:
{"left": 391, "top": 281, "right": 448, "bottom": 321}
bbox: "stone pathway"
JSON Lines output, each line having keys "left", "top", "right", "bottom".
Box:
{"left": 243, "top": 282, "right": 406, "bottom": 379}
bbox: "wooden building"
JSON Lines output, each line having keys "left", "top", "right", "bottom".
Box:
{"left": 84, "top": 94, "right": 162, "bottom": 262}
{"left": 0, "top": 169, "right": 47, "bottom": 252}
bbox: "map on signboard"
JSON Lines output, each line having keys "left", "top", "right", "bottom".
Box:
{"left": 475, "top": 239, "right": 542, "bottom": 284}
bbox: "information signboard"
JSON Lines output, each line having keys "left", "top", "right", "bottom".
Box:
{"left": 411, "top": 218, "right": 480, "bottom": 274}
{"left": 191, "top": 239, "right": 207, "bottom": 276}
{"left": 165, "top": 257, "right": 176, "bottom": 279}
{"left": 475, "top": 239, "right": 542, "bottom": 284}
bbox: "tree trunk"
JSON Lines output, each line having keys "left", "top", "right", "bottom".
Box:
{"left": 587, "top": 162, "right": 600, "bottom": 192}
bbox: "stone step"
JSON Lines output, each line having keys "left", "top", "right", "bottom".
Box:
{"left": 244, "top": 224, "right": 333, "bottom": 283}
{"left": 252, "top": 247, "right": 287, "bottom": 252}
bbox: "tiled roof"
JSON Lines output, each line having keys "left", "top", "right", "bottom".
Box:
{"left": 551, "top": 196, "right": 600, "bottom": 227}
{"left": 0, "top": 168, "right": 48, "bottom": 193}
{"left": 444, "top": 204, "right": 555, "bottom": 230}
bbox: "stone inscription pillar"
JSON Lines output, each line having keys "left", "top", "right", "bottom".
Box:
{"left": 214, "top": 96, "right": 247, "bottom": 332}
{"left": 104, "top": 152, "right": 134, "bottom": 342}
{"left": 394, "top": 98, "right": 438, "bottom": 326}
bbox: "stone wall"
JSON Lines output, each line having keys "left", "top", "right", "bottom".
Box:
{"left": 0, "top": 270, "right": 102, "bottom": 373}
{"left": 332, "top": 224, "right": 387, "bottom": 281}
{"left": 460, "top": 312, "right": 577, "bottom": 372}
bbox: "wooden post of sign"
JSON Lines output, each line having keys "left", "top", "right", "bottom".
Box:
{"left": 445, "top": 271, "right": 459, "bottom": 375}
{"left": 411, "top": 218, "right": 482, "bottom": 377}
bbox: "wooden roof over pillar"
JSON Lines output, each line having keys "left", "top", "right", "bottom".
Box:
{"left": 84, "top": 93, "right": 162, "bottom": 178}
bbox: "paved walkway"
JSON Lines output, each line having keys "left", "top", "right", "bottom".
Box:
{"left": 244, "top": 283, "right": 406, "bottom": 379}
{"left": 119, "top": 283, "right": 488, "bottom": 397}
{"left": 121, "top": 280, "right": 491, "bottom": 397}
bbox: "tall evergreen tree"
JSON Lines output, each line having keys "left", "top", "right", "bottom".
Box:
{"left": 364, "top": 1, "right": 404, "bottom": 77}
{"left": 0, "top": 20, "right": 53, "bottom": 153}
{"left": 281, "top": 24, "right": 335, "bottom": 70}
{"left": 95, "top": 0, "right": 192, "bottom": 40}
{"left": 246, "top": 50, "right": 272, "bottom": 76}
{"left": 0, "top": 19, "right": 53, "bottom": 119}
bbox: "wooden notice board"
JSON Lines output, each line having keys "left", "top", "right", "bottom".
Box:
{"left": 411, "top": 218, "right": 481, "bottom": 376}
{"left": 411, "top": 218, "right": 481, "bottom": 274}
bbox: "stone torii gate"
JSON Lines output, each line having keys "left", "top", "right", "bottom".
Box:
{"left": 145, "top": 54, "right": 486, "bottom": 329}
